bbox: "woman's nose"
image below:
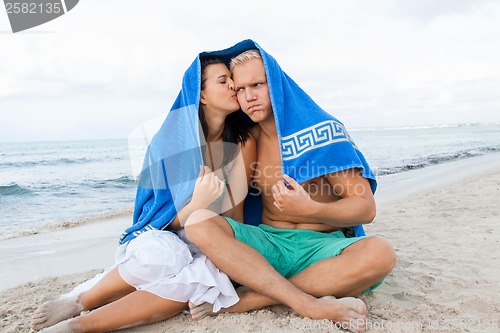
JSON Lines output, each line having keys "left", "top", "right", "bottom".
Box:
{"left": 228, "top": 80, "right": 235, "bottom": 90}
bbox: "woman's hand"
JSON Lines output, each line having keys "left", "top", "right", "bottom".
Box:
{"left": 190, "top": 165, "right": 225, "bottom": 210}
{"left": 171, "top": 166, "right": 225, "bottom": 230}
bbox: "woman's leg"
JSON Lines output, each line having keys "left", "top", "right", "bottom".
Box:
{"left": 40, "top": 291, "right": 187, "bottom": 333}
{"left": 32, "top": 268, "right": 135, "bottom": 330}
{"left": 77, "top": 267, "right": 136, "bottom": 309}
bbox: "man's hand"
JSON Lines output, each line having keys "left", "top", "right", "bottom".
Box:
{"left": 272, "top": 174, "right": 312, "bottom": 216}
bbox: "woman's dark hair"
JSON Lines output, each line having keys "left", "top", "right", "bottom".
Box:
{"left": 199, "top": 56, "right": 251, "bottom": 168}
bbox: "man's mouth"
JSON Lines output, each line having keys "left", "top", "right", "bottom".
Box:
{"left": 247, "top": 105, "right": 260, "bottom": 113}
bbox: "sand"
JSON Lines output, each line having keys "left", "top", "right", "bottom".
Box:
{"left": 1, "top": 153, "right": 500, "bottom": 333}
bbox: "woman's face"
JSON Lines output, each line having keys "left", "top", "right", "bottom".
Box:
{"left": 200, "top": 63, "right": 240, "bottom": 116}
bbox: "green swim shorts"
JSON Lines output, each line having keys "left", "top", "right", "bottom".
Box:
{"left": 224, "top": 218, "right": 383, "bottom": 294}
{"left": 224, "top": 217, "right": 364, "bottom": 279}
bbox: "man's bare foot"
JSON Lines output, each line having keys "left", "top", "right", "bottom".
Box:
{"left": 31, "top": 298, "right": 84, "bottom": 331}
{"left": 188, "top": 301, "right": 218, "bottom": 320}
{"left": 306, "top": 296, "right": 367, "bottom": 333}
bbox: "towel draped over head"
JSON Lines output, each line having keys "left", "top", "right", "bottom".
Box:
{"left": 120, "top": 39, "right": 376, "bottom": 244}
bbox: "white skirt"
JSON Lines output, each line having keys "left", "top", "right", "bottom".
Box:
{"left": 62, "top": 230, "right": 238, "bottom": 312}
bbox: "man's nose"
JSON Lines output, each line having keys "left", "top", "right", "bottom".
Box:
{"left": 246, "top": 90, "right": 256, "bottom": 102}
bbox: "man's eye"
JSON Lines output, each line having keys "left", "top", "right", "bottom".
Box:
{"left": 236, "top": 88, "right": 244, "bottom": 94}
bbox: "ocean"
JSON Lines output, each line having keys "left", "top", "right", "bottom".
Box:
{"left": 352, "top": 122, "right": 500, "bottom": 176}
{"left": 1, "top": 122, "right": 499, "bottom": 239}
{"left": 0, "top": 139, "right": 136, "bottom": 239}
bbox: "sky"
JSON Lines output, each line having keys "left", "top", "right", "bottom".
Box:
{"left": 0, "top": 0, "right": 499, "bottom": 142}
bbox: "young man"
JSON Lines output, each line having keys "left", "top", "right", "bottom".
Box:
{"left": 185, "top": 46, "right": 396, "bottom": 333}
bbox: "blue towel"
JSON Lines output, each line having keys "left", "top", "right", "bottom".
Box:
{"left": 120, "top": 40, "right": 376, "bottom": 244}
{"left": 119, "top": 54, "right": 207, "bottom": 244}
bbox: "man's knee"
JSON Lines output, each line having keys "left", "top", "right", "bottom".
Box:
{"left": 363, "top": 236, "right": 397, "bottom": 276}
{"left": 185, "top": 209, "right": 219, "bottom": 228}
{"left": 184, "top": 209, "right": 218, "bottom": 242}
{"left": 345, "top": 236, "right": 396, "bottom": 277}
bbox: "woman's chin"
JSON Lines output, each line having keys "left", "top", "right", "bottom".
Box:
{"left": 227, "top": 106, "right": 240, "bottom": 115}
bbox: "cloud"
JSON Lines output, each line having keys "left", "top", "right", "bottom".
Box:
{"left": 1, "top": 0, "right": 499, "bottom": 142}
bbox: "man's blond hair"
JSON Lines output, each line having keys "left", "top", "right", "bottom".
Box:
{"left": 229, "top": 49, "right": 262, "bottom": 72}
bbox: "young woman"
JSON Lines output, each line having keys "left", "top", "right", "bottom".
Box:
{"left": 31, "top": 56, "right": 256, "bottom": 333}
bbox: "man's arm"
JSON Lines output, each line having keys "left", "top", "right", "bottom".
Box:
{"left": 272, "top": 168, "right": 376, "bottom": 227}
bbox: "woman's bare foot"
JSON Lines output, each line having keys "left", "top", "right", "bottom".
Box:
{"left": 305, "top": 296, "right": 367, "bottom": 333}
{"left": 38, "top": 319, "right": 79, "bottom": 333}
{"left": 31, "top": 298, "right": 84, "bottom": 331}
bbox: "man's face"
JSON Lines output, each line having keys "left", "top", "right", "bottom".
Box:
{"left": 233, "top": 58, "right": 272, "bottom": 123}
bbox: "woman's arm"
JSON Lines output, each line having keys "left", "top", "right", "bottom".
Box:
{"left": 170, "top": 135, "right": 257, "bottom": 230}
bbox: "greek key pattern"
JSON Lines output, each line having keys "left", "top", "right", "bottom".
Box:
{"left": 280, "top": 120, "right": 357, "bottom": 160}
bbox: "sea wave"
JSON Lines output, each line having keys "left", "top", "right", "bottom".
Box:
{"left": 82, "top": 176, "right": 136, "bottom": 189}
{"left": 375, "top": 146, "right": 500, "bottom": 175}
{"left": 0, "top": 183, "right": 33, "bottom": 196}
{"left": 0, "top": 157, "right": 97, "bottom": 169}
{"left": 0, "top": 206, "right": 134, "bottom": 241}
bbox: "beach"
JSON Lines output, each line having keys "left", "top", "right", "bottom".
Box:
{"left": 1, "top": 153, "right": 500, "bottom": 332}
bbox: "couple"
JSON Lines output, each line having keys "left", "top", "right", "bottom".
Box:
{"left": 31, "top": 40, "right": 396, "bottom": 333}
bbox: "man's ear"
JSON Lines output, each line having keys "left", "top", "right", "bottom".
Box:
{"left": 200, "top": 92, "right": 207, "bottom": 105}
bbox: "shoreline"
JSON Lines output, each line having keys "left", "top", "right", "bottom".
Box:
{"left": 374, "top": 151, "right": 500, "bottom": 205}
{"left": 0, "top": 214, "right": 130, "bottom": 292}
{"left": 0, "top": 207, "right": 133, "bottom": 242}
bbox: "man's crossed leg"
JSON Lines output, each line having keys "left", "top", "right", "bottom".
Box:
{"left": 184, "top": 209, "right": 396, "bottom": 333}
